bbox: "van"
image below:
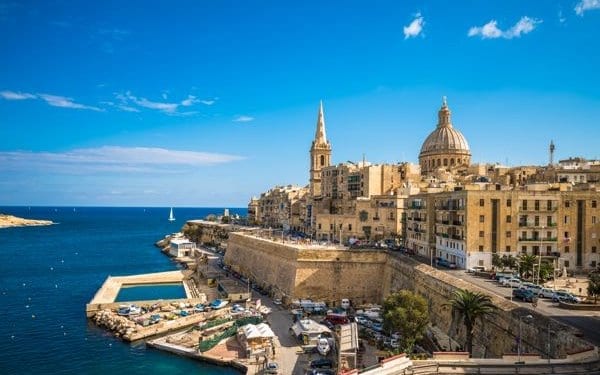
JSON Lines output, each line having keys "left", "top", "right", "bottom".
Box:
{"left": 341, "top": 299, "right": 350, "bottom": 309}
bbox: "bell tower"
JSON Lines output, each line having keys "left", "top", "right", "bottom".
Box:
{"left": 309, "top": 101, "right": 331, "bottom": 197}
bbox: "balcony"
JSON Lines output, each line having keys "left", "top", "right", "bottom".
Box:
{"left": 519, "top": 222, "right": 557, "bottom": 228}
{"left": 451, "top": 235, "right": 464, "bottom": 240}
{"left": 518, "top": 206, "right": 558, "bottom": 212}
{"left": 517, "top": 237, "right": 558, "bottom": 242}
{"left": 452, "top": 221, "right": 464, "bottom": 226}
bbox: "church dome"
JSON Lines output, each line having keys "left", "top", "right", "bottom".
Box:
{"left": 420, "top": 124, "right": 470, "bottom": 155}
{"left": 419, "top": 98, "right": 470, "bottom": 156}
{"left": 419, "top": 97, "right": 471, "bottom": 174}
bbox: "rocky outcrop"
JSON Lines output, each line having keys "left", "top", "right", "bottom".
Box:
{"left": 92, "top": 310, "right": 138, "bottom": 340}
{"left": 0, "top": 214, "right": 54, "bottom": 228}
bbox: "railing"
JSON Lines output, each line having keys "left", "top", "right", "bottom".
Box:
{"left": 452, "top": 221, "right": 463, "bottom": 226}
{"left": 518, "top": 237, "right": 558, "bottom": 242}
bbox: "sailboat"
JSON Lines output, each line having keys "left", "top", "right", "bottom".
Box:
{"left": 168, "top": 207, "right": 176, "bottom": 222}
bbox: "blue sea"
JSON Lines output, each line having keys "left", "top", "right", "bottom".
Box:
{"left": 0, "top": 206, "right": 244, "bottom": 375}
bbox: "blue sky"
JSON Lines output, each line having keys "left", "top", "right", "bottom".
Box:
{"left": 1, "top": 1, "right": 599, "bottom": 207}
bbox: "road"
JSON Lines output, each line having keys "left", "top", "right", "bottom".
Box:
{"left": 445, "top": 268, "right": 600, "bottom": 346}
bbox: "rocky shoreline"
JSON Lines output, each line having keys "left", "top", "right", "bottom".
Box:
{"left": 0, "top": 214, "right": 54, "bottom": 228}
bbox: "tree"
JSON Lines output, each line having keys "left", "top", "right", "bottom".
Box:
{"left": 538, "top": 262, "right": 554, "bottom": 282}
{"left": 502, "top": 255, "right": 517, "bottom": 270}
{"left": 519, "top": 254, "right": 536, "bottom": 279}
{"left": 383, "top": 290, "right": 430, "bottom": 354}
{"left": 446, "top": 289, "right": 497, "bottom": 356}
{"left": 492, "top": 253, "right": 502, "bottom": 271}
{"left": 588, "top": 273, "right": 600, "bottom": 304}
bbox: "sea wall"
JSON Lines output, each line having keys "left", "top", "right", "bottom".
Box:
{"left": 382, "top": 254, "right": 591, "bottom": 358}
{"left": 224, "top": 233, "right": 386, "bottom": 305}
{"left": 224, "top": 232, "right": 592, "bottom": 359}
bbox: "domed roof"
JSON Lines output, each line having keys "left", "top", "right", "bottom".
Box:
{"left": 419, "top": 98, "right": 470, "bottom": 156}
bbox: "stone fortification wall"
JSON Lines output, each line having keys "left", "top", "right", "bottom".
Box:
{"left": 294, "top": 248, "right": 387, "bottom": 306}
{"left": 224, "top": 233, "right": 591, "bottom": 359}
{"left": 382, "top": 254, "right": 590, "bottom": 358}
{"left": 224, "top": 233, "right": 387, "bottom": 306}
{"left": 225, "top": 233, "right": 299, "bottom": 298}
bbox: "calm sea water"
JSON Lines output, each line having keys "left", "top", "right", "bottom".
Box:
{"left": 0, "top": 206, "right": 244, "bottom": 375}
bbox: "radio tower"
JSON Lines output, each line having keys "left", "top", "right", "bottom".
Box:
{"left": 549, "top": 140, "right": 555, "bottom": 166}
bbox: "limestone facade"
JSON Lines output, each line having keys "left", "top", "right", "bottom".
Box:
{"left": 405, "top": 183, "right": 600, "bottom": 272}
{"left": 224, "top": 232, "right": 590, "bottom": 358}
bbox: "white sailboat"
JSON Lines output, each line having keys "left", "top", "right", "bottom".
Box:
{"left": 168, "top": 207, "right": 176, "bottom": 221}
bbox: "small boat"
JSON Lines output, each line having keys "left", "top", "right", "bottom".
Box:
{"left": 117, "top": 305, "right": 131, "bottom": 316}
{"left": 317, "top": 337, "right": 330, "bottom": 356}
{"left": 209, "top": 299, "right": 229, "bottom": 310}
{"left": 168, "top": 207, "right": 175, "bottom": 222}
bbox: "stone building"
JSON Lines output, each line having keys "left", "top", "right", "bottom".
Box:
{"left": 253, "top": 185, "right": 308, "bottom": 229}
{"left": 406, "top": 182, "right": 600, "bottom": 272}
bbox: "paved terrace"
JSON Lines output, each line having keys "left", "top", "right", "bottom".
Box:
{"left": 88, "top": 270, "right": 190, "bottom": 305}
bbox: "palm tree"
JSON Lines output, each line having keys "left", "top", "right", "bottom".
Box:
{"left": 519, "top": 254, "right": 536, "bottom": 279}
{"left": 446, "top": 289, "right": 497, "bottom": 356}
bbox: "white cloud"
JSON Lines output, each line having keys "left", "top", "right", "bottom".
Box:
{"left": 38, "top": 94, "right": 102, "bottom": 111}
{"left": 233, "top": 115, "right": 254, "bottom": 122}
{"left": 0, "top": 90, "right": 36, "bottom": 100}
{"left": 0, "top": 146, "right": 245, "bottom": 174}
{"left": 1, "top": 90, "right": 101, "bottom": 111}
{"left": 403, "top": 13, "right": 424, "bottom": 39}
{"left": 468, "top": 16, "right": 541, "bottom": 39}
{"left": 181, "top": 95, "right": 198, "bottom": 106}
{"left": 115, "top": 92, "right": 215, "bottom": 114}
{"left": 575, "top": 0, "right": 600, "bottom": 15}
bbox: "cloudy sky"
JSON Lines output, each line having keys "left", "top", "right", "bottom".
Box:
{"left": 1, "top": 1, "right": 599, "bottom": 206}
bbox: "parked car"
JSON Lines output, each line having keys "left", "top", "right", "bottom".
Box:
{"left": 538, "top": 288, "right": 555, "bottom": 298}
{"left": 552, "top": 291, "right": 581, "bottom": 303}
{"left": 467, "top": 266, "right": 485, "bottom": 273}
{"left": 265, "top": 362, "right": 279, "bottom": 374}
{"left": 436, "top": 258, "right": 451, "bottom": 268}
{"left": 310, "top": 358, "right": 333, "bottom": 369}
{"left": 372, "top": 322, "right": 383, "bottom": 332}
{"left": 309, "top": 369, "right": 335, "bottom": 375}
{"left": 512, "top": 288, "right": 538, "bottom": 302}
{"left": 500, "top": 277, "right": 522, "bottom": 288}
{"left": 273, "top": 298, "right": 282, "bottom": 305}
{"left": 524, "top": 283, "right": 543, "bottom": 295}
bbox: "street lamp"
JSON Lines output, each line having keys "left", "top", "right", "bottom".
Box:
{"left": 518, "top": 314, "right": 533, "bottom": 363}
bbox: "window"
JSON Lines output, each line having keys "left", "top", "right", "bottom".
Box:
{"left": 534, "top": 216, "right": 540, "bottom": 226}
{"left": 479, "top": 231, "right": 484, "bottom": 237}
{"left": 318, "top": 223, "right": 322, "bottom": 230}
{"left": 564, "top": 260, "right": 570, "bottom": 268}
{"left": 593, "top": 200, "right": 597, "bottom": 208}
{"left": 348, "top": 224, "right": 352, "bottom": 231}
{"left": 547, "top": 200, "right": 553, "bottom": 210}
{"left": 479, "top": 215, "right": 485, "bottom": 223}
{"left": 593, "top": 261, "right": 597, "bottom": 268}
{"left": 330, "top": 224, "right": 333, "bottom": 230}
{"left": 522, "top": 200, "right": 528, "bottom": 210}
{"left": 592, "top": 246, "right": 597, "bottom": 253}
{"left": 522, "top": 231, "right": 527, "bottom": 239}
{"left": 564, "top": 216, "right": 569, "bottom": 224}
{"left": 535, "top": 200, "right": 540, "bottom": 211}
{"left": 521, "top": 246, "right": 527, "bottom": 254}
{"left": 546, "top": 231, "right": 551, "bottom": 238}
{"left": 593, "top": 216, "right": 597, "bottom": 224}
{"left": 480, "top": 199, "right": 485, "bottom": 207}
{"left": 478, "top": 245, "right": 483, "bottom": 251}
{"left": 506, "top": 231, "right": 511, "bottom": 238}
{"left": 506, "top": 245, "right": 511, "bottom": 252}
{"left": 506, "top": 215, "right": 512, "bottom": 223}
{"left": 547, "top": 216, "right": 553, "bottom": 226}
{"left": 565, "top": 246, "right": 570, "bottom": 253}
{"left": 565, "top": 200, "right": 571, "bottom": 208}
{"left": 320, "top": 155, "right": 325, "bottom": 166}
{"left": 564, "top": 231, "right": 569, "bottom": 238}
{"left": 507, "top": 199, "right": 512, "bottom": 207}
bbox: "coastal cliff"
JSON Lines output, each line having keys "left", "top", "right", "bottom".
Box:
{"left": 0, "top": 214, "right": 54, "bottom": 228}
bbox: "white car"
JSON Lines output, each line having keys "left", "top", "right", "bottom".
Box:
{"left": 501, "top": 277, "right": 522, "bottom": 288}
{"left": 538, "top": 288, "right": 555, "bottom": 298}
{"left": 273, "top": 298, "right": 282, "bottom": 305}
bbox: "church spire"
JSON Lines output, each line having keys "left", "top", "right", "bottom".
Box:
{"left": 437, "top": 96, "right": 452, "bottom": 128}
{"left": 314, "top": 100, "right": 327, "bottom": 144}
